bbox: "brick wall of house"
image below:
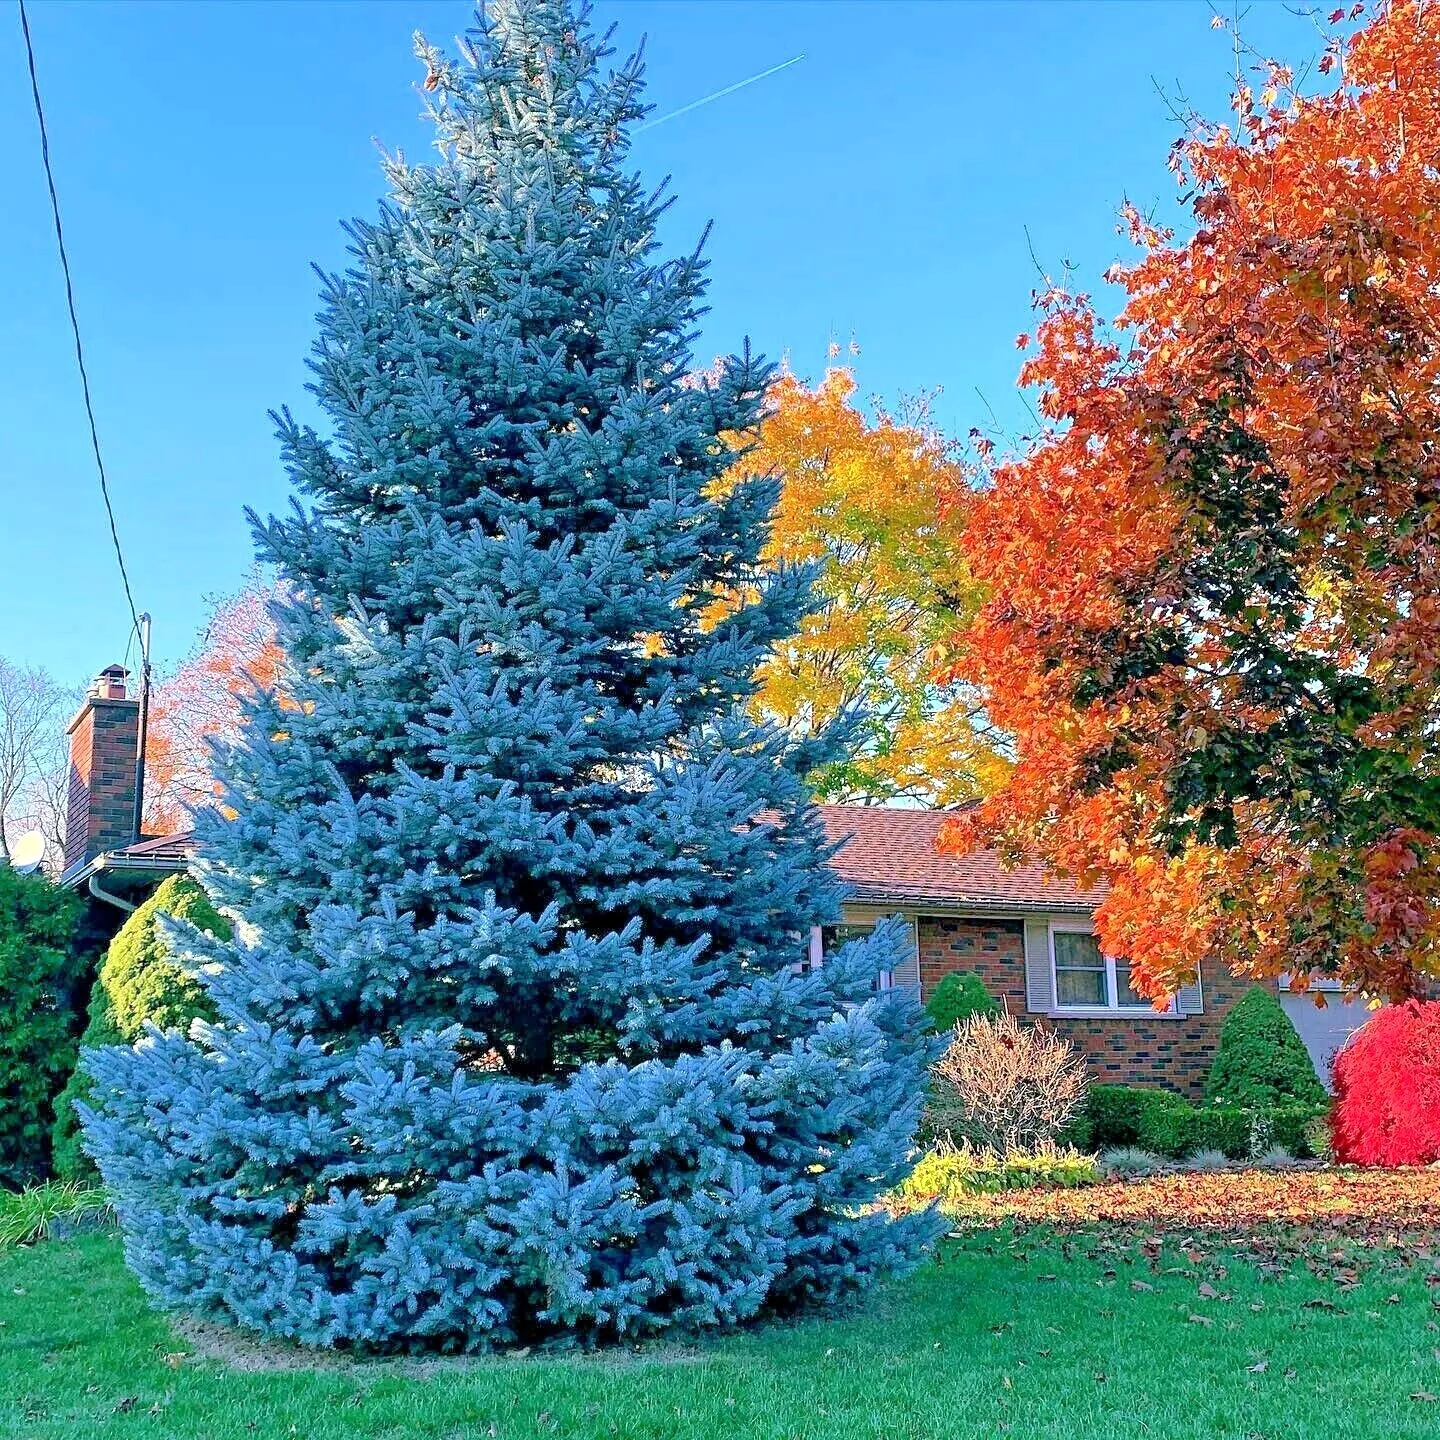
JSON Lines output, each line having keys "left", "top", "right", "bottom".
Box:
{"left": 916, "top": 914, "right": 1247, "bottom": 1101}
{"left": 63, "top": 675, "right": 139, "bottom": 874}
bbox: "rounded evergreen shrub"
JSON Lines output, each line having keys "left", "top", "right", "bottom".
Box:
{"left": 52, "top": 875, "right": 226, "bottom": 1182}
{"left": 1205, "top": 986, "right": 1327, "bottom": 1110}
{"left": 0, "top": 866, "right": 85, "bottom": 1189}
{"left": 924, "top": 972, "right": 999, "bottom": 1032}
{"left": 1331, "top": 1000, "right": 1440, "bottom": 1166}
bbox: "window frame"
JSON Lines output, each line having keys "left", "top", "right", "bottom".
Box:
{"left": 1047, "top": 921, "right": 1177, "bottom": 1017}
{"left": 819, "top": 915, "right": 919, "bottom": 992}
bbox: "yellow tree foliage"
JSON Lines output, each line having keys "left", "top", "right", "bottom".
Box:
{"left": 719, "top": 370, "right": 1006, "bottom": 806}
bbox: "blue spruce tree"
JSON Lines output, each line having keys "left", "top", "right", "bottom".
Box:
{"left": 83, "top": 0, "right": 935, "bottom": 1350}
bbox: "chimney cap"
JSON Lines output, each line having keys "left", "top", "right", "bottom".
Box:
{"left": 92, "top": 664, "right": 130, "bottom": 701}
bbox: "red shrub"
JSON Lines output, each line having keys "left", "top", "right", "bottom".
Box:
{"left": 1331, "top": 1000, "right": 1440, "bottom": 1166}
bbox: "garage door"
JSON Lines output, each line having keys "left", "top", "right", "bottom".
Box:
{"left": 1280, "top": 991, "right": 1376, "bottom": 1088}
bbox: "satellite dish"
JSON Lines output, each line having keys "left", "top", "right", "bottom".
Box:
{"left": 8, "top": 831, "right": 46, "bottom": 875}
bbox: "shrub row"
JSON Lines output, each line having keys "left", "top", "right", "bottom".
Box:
{"left": 897, "top": 1145, "right": 1101, "bottom": 1204}
{"left": 1061, "top": 1084, "right": 1326, "bottom": 1160}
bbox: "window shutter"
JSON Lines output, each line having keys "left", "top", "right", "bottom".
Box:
{"left": 892, "top": 917, "right": 921, "bottom": 995}
{"left": 1175, "top": 970, "right": 1204, "bottom": 1016}
{"left": 1024, "top": 920, "right": 1053, "bottom": 1014}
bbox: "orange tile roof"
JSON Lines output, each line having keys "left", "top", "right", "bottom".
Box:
{"left": 817, "top": 805, "right": 1103, "bottom": 912}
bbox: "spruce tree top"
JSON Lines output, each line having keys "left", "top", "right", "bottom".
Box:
{"left": 83, "top": 0, "right": 932, "bottom": 1351}
{"left": 225, "top": 0, "right": 844, "bottom": 1077}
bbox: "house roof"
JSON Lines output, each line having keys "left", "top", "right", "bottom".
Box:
{"left": 817, "top": 804, "right": 1103, "bottom": 913}
{"left": 61, "top": 807, "right": 1102, "bottom": 916}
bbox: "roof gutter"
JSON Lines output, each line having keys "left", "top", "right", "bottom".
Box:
{"left": 59, "top": 850, "right": 188, "bottom": 892}
{"left": 840, "top": 891, "right": 1097, "bottom": 916}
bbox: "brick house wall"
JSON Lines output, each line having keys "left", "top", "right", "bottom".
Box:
{"left": 916, "top": 915, "right": 1248, "bottom": 1101}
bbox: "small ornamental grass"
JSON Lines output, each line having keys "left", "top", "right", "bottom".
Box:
{"left": 929, "top": 1011, "right": 1088, "bottom": 1154}
{"left": 1099, "top": 1146, "right": 1166, "bottom": 1179}
{"left": 0, "top": 1183, "right": 110, "bottom": 1250}
{"left": 1182, "top": 1148, "right": 1234, "bottom": 1173}
{"left": 1254, "top": 1145, "right": 1301, "bottom": 1170}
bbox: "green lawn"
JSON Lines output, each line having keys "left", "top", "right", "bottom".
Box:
{"left": 2, "top": 1221, "right": 1438, "bottom": 1439}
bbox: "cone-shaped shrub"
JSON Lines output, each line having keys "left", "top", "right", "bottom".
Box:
{"left": 923, "top": 972, "right": 999, "bottom": 1033}
{"left": 1331, "top": 1000, "right": 1440, "bottom": 1166}
{"left": 53, "top": 875, "right": 227, "bottom": 1182}
{"left": 1205, "top": 986, "right": 1326, "bottom": 1110}
{"left": 81, "top": 0, "right": 934, "bottom": 1350}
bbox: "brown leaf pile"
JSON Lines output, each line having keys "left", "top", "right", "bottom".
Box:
{"left": 949, "top": 1169, "right": 1440, "bottom": 1289}
{"left": 962, "top": 1169, "right": 1440, "bottom": 1230}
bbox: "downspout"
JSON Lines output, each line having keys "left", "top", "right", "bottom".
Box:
{"left": 88, "top": 873, "right": 136, "bottom": 914}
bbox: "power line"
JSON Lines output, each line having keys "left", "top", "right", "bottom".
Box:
{"left": 18, "top": 0, "right": 144, "bottom": 651}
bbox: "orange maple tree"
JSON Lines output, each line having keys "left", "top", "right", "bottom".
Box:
{"left": 144, "top": 575, "right": 283, "bottom": 834}
{"left": 944, "top": 1, "right": 1440, "bottom": 1002}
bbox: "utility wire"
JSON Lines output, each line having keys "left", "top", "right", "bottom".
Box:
{"left": 18, "top": 0, "right": 144, "bottom": 652}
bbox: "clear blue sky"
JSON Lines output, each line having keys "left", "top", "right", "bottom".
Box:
{"left": 1, "top": 0, "right": 1320, "bottom": 683}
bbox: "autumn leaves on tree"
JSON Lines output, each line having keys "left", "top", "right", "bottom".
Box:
{"left": 944, "top": 0, "right": 1440, "bottom": 1001}
{"left": 143, "top": 577, "right": 282, "bottom": 833}
{"left": 723, "top": 370, "right": 1005, "bottom": 807}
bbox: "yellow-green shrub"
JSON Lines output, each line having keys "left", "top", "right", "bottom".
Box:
{"left": 52, "top": 875, "right": 227, "bottom": 1181}
{"left": 896, "top": 1145, "right": 1100, "bottom": 1205}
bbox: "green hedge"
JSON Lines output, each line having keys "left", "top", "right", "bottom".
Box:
{"left": 1062, "top": 1083, "right": 1327, "bottom": 1160}
{"left": 52, "top": 875, "right": 226, "bottom": 1182}
{"left": 0, "top": 867, "right": 88, "bottom": 1190}
{"left": 1206, "top": 986, "right": 1328, "bottom": 1110}
{"left": 924, "top": 972, "right": 1000, "bottom": 1032}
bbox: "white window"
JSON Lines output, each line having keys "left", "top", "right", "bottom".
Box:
{"left": 1049, "top": 924, "right": 1174, "bottom": 1014}
{"left": 823, "top": 922, "right": 894, "bottom": 989}
{"left": 821, "top": 917, "right": 921, "bottom": 992}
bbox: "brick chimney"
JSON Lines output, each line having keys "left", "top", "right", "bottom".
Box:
{"left": 62, "top": 664, "right": 139, "bottom": 875}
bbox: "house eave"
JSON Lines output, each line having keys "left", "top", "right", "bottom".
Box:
{"left": 59, "top": 851, "right": 189, "bottom": 891}
{"left": 841, "top": 887, "right": 1096, "bottom": 917}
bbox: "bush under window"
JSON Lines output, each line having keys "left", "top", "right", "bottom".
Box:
{"left": 924, "top": 972, "right": 999, "bottom": 1032}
